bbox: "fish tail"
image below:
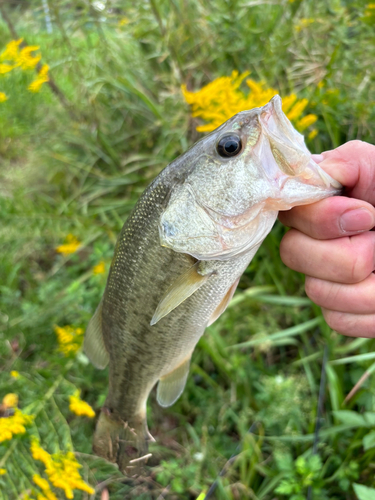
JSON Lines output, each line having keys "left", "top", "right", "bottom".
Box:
{"left": 93, "top": 407, "right": 154, "bottom": 475}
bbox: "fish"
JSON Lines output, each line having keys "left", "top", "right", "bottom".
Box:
{"left": 84, "top": 95, "right": 341, "bottom": 474}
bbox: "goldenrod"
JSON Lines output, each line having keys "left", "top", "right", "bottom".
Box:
{"left": 0, "top": 92, "right": 8, "bottom": 102}
{"left": 17, "top": 46, "right": 41, "bottom": 70}
{"left": 308, "top": 129, "right": 318, "bottom": 140}
{"left": 0, "top": 39, "right": 23, "bottom": 61}
{"left": 0, "top": 63, "right": 14, "bottom": 74}
{"left": 10, "top": 370, "right": 20, "bottom": 378}
{"left": 54, "top": 325, "right": 84, "bottom": 356}
{"left": 2, "top": 393, "right": 18, "bottom": 408}
{"left": 55, "top": 233, "right": 81, "bottom": 256}
{"left": 33, "top": 475, "right": 58, "bottom": 500}
{"left": 69, "top": 391, "right": 95, "bottom": 418}
{"left": 28, "top": 64, "right": 49, "bottom": 93}
{"left": 0, "top": 468, "right": 6, "bottom": 475}
{"left": 297, "top": 114, "right": 318, "bottom": 131}
{"left": 92, "top": 260, "right": 106, "bottom": 275}
{"left": 0, "top": 409, "right": 34, "bottom": 442}
{"left": 182, "top": 71, "right": 317, "bottom": 137}
{"left": 31, "top": 440, "right": 95, "bottom": 499}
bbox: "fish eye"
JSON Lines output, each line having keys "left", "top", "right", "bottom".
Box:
{"left": 217, "top": 135, "right": 242, "bottom": 158}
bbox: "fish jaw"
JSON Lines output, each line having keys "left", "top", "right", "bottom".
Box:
{"left": 256, "top": 95, "right": 342, "bottom": 210}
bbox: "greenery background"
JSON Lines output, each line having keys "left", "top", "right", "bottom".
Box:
{"left": 1, "top": 0, "right": 375, "bottom": 498}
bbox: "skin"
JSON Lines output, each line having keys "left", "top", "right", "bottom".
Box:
{"left": 279, "top": 140, "right": 375, "bottom": 338}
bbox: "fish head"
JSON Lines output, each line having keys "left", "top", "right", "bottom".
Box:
{"left": 159, "top": 95, "right": 341, "bottom": 260}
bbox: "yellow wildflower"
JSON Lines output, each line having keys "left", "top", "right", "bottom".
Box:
{"left": 0, "top": 63, "right": 14, "bottom": 74}
{"left": 296, "top": 114, "right": 318, "bottom": 131}
{"left": 93, "top": 260, "right": 106, "bottom": 275}
{"left": 16, "top": 46, "right": 41, "bottom": 70}
{"left": 0, "top": 39, "right": 23, "bottom": 61}
{"left": 31, "top": 440, "right": 95, "bottom": 499}
{"left": 54, "top": 325, "right": 84, "bottom": 356}
{"left": 118, "top": 16, "right": 129, "bottom": 26}
{"left": 0, "top": 468, "right": 6, "bottom": 475}
{"left": 33, "top": 475, "right": 58, "bottom": 500}
{"left": 10, "top": 370, "right": 20, "bottom": 378}
{"left": 182, "top": 71, "right": 317, "bottom": 135}
{"left": 3, "top": 393, "right": 18, "bottom": 408}
{"left": 69, "top": 391, "right": 95, "bottom": 418}
{"left": 28, "top": 64, "right": 49, "bottom": 93}
{"left": 55, "top": 233, "right": 81, "bottom": 256}
{"left": 286, "top": 98, "right": 308, "bottom": 121}
{"left": 308, "top": 129, "right": 318, "bottom": 140}
{"left": 0, "top": 409, "right": 34, "bottom": 442}
{"left": 0, "top": 92, "right": 7, "bottom": 102}
{"left": 295, "top": 18, "right": 315, "bottom": 33}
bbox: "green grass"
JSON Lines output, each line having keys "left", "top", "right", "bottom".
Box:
{"left": 1, "top": 1, "right": 375, "bottom": 499}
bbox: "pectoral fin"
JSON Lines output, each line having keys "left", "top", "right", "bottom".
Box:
{"left": 84, "top": 299, "right": 109, "bottom": 369}
{"left": 151, "top": 261, "right": 212, "bottom": 326}
{"left": 207, "top": 278, "right": 240, "bottom": 327}
{"left": 157, "top": 356, "right": 191, "bottom": 407}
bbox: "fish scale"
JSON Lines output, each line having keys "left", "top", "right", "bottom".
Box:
{"left": 84, "top": 95, "right": 341, "bottom": 473}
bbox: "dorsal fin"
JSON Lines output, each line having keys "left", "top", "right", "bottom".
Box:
{"left": 157, "top": 355, "right": 191, "bottom": 407}
{"left": 151, "top": 261, "right": 212, "bottom": 326}
{"left": 84, "top": 299, "right": 109, "bottom": 369}
{"left": 207, "top": 278, "right": 240, "bottom": 327}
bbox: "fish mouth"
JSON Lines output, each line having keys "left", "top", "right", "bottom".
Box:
{"left": 257, "top": 95, "right": 341, "bottom": 208}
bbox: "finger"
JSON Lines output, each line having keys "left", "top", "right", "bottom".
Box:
{"left": 280, "top": 230, "right": 375, "bottom": 283}
{"left": 313, "top": 141, "right": 375, "bottom": 205}
{"left": 321, "top": 309, "right": 375, "bottom": 338}
{"left": 279, "top": 196, "right": 375, "bottom": 239}
{"left": 305, "top": 273, "right": 375, "bottom": 314}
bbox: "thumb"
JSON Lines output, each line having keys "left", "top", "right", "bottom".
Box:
{"left": 313, "top": 140, "right": 375, "bottom": 205}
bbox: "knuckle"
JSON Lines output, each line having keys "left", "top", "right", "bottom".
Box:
{"left": 305, "top": 277, "right": 322, "bottom": 303}
{"left": 348, "top": 239, "right": 375, "bottom": 283}
{"left": 322, "top": 309, "right": 346, "bottom": 333}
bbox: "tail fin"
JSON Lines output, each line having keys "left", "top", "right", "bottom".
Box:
{"left": 93, "top": 408, "right": 154, "bottom": 475}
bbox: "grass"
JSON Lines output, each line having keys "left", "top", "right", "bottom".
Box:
{"left": 1, "top": 0, "right": 375, "bottom": 499}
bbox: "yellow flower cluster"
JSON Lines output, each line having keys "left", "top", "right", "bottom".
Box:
{"left": 69, "top": 391, "right": 95, "bottom": 418}
{"left": 0, "top": 409, "right": 34, "bottom": 442}
{"left": 10, "top": 370, "right": 20, "bottom": 378}
{"left": 364, "top": 3, "right": 375, "bottom": 17}
{"left": 55, "top": 234, "right": 81, "bottom": 256}
{"left": 30, "top": 440, "right": 95, "bottom": 499}
{"left": 54, "top": 325, "right": 84, "bottom": 356}
{"left": 2, "top": 393, "right": 18, "bottom": 408}
{"left": 295, "top": 18, "right": 315, "bottom": 32}
{"left": 29, "top": 64, "right": 49, "bottom": 93}
{"left": 0, "top": 468, "right": 6, "bottom": 475}
{"left": 182, "top": 71, "right": 318, "bottom": 139}
{"left": 33, "top": 474, "right": 58, "bottom": 500}
{"left": 0, "top": 39, "right": 49, "bottom": 98}
{"left": 92, "top": 260, "right": 106, "bottom": 275}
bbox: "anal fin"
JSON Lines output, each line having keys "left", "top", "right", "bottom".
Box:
{"left": 207, "top": 278, "right": 240, "bottom": 327}
{"left": 151, "top": 261, "right": 212, "bottom": 326}
{"left": 157, "top": 355, "right": 191, "bottom": 407}
{"left": 84, "top": 298, "right": 109, "bottom": 369}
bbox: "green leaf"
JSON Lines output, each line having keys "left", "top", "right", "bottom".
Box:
{"left": 353, "top": 483, "right": 375, "bottom": 500}
{"left": 363, "top": 431, "right": 375, "bottom": 451}
{"left": 332, "top": 411, "right": 367, "bottom": 427}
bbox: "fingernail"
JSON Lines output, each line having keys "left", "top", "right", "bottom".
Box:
{"left": 311, "top": 154, "right": 324, "bottom": 163}
{"left": 339, "top": 208, "right": 375, "bottom": 233}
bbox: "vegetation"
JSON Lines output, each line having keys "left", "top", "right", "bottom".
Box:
{"left": 1, "top": 0, "right": 375, "bottom": 498}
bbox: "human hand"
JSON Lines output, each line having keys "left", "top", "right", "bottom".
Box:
{"left": 279, "top": 141, "right": 375, "bottom": 337}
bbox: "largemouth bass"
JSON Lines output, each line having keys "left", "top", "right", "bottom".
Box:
{"left": 84, "top": 95, "right": 341, "bottom": 474}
